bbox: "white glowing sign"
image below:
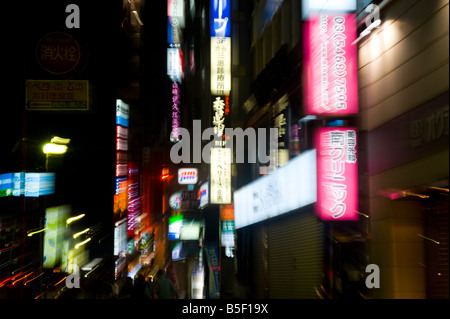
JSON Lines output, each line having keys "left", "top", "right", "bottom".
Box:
{"left": 167, "top": 48, "right": 183, "bottom": 83}
{"left": 234, "top": 150, "right": 317, "bottom": 229}
{"left": 178, "top": 168, "right": 198, "bottom": 184}
{"left": 210, "top": 37, "right": 231, "bottom": 96}
{"left": 210, "top": 147, "right": 231, "bottom": 204}
{"left": 212, "top": 97, "right": 226, "bottom": 139}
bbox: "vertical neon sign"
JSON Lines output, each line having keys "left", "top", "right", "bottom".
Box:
{"left": 303, "top": 13, "right": 358, "bottom": 115}
{"left": 211, "top": 0, "right": 230, "bottom": 37}
{"left": 315, "top": 127, "right": 358, "bottom": 220}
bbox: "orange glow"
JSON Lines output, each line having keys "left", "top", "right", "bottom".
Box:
{"left": 0, "top": 272, "right": 23, "bottom": 287}
{"left": 53, "top": 276, "right": 68, "bottom": 287}
{"left": 161, "top": 168, "right": 172, "bottom": 180}
{"left": 221, "top": 204, "right": 234, "bottom": 221}
{"left": 12, "top": 271, "right": 34, "bottom": 285}
{"left": 25, "top": 272, "right": 44, "bottom": 286}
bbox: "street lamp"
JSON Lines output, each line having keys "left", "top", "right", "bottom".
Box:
{"left": 43, "top": 143, "right": 68, "bottom": 155}
{"left": 42, "top": 136, "right": 70, "bottom": 171}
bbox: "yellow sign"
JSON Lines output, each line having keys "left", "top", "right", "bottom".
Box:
{"left": 26, "top": 80, "right": 89, "bottom": 111}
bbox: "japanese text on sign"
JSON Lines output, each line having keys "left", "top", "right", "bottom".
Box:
{"left": 26, "top": 80, "right": 89, "bottom": 111}
{"left": 303, "top": 13, "right": 358, "bottom": 115}
{"left": 315, "top": 127, "right": 358, "bottom": 220}
{"left": 210, "top": 147, "right": 231, "bottom": 204}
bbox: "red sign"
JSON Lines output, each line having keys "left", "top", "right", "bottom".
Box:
{"left": 36, "top": 32, "right": 81, "bottom": 75}
{"left": 303, "top": 13, "right": 358, "bottom": 115}
{"left": 315, "top": 127, "right": 358, "bottom": 220}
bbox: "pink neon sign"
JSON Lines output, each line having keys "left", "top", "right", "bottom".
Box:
{"left": 315, "top": 127, "right": 358, "bottom": 221}
{"left": 303, "top": 13, "right": 358, "bottom": 115}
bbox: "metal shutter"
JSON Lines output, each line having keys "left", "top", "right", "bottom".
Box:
{"left": 268, "top": 210, "right": 323, "bottom": 298}
{"left": 252, "top": 224, "right": 269, "bottom": 298}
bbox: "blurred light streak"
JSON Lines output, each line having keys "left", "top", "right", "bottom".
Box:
{"left": 53, "top": 276, "right": 68, "bottom": 287}
{"left": 50, "top": 136, "right": 71, "bottom": 144}
{"left": 12, "top": 262, "right": 33, "bottom": 274}
{"left": 75, "top": 237, "right": 91, "bottom": 249}
{"left": 0, "top": 260, "right": 12, "bottom": 269}
{"left": 356, "top": 211, "right": 369, "bottom": 218}
{"left": 417, "top": 234, "right": 440, "bottom": 245}
{"left": 0, "top": 243, "right": 21, "bottom": 255}
{"left": 0, "top": 272, "right": 23, "bottom": 287}
{"left": 66, "top": 213, "right": 85, "bottom": 224}
{"left": 12, "top": 271, "right": 34, "bottom": 285}
{"left": 73, "top": 228, "right": 90, "bottom": 239}
{"left": 24, "top": 271, "right": 44, "bottom": 286}
{"left": 428, "top": 186, "right": 449, "bottom": 192}
{"left": 27, "top": 228, "right": 47, "bottom": 237}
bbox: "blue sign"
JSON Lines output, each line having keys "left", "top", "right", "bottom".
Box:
{"left": 206, "top": 243, "right": 221, "bottom": 298}
{"left": 211, "top": 0, "right": 230, "bottom": 37}
{"left": 0, "top": 173, "right": 13, "bottom": 197}
{"left": 116, "top": 100, "right": 129, "bottom": 128}
{"left": 0, "top": 173, "right": 13, "bottom": 190}
{"left": 115, "top": 177, "right": 127, "bottom": 195}
{"left": 1, "top": 172, "right": 56, "bottom": 197}
{"left": 24, "top": 173, "right": 55, "bottom": 197}
{"left": 13, "top": 172, "right": 25, "bottom": 196}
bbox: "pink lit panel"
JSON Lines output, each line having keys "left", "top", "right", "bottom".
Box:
{"left": 303, "top": 13, "right": 358, "bottom": 115}
{"left": 315, "top": 127, "right": 358, "bottom": 221}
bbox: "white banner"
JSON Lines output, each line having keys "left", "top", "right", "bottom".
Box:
{"left": 210, "top": 147, "right": 231, "bottom": 204}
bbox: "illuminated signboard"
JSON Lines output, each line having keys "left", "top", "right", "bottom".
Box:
{"left": 26, "top": 80, "right": 88, "bottom": 111}
{"left": 114, "top": 218, "right": 127, "bottom": 256}
{"left": 314, "top": 127, "right": 358, "bottom": 220}
{"left": 171, "top": 82, "right": 182, "bottom": 142}
{"left": 198, "top": 182, "right": 209, "bottom": 208}
{"left": 212, "top": 96, "right": 226, "bottom": 142}
{"left": 210, "top": 37, "right": 231, "bottom": 96}
{"left": 43, "top": 205, "right": 70, "bottom": 269}
{"left": 220, "top": 204, "right": 234, "bottom": 221}
{"left": 234, "top": 150, "right": 317, "bottom": 229}
{"left": 179, "top": 219, "right": 201, "bottom": 240}
{"left": 127, "top": 162, "right": 141, "bottom": 236}
{"left": 178, "top": 168, "right": 198, "bottom": 184}
{"left": 301, "top": 0, "right": 356, "bottom": 19}
{"left": 168, "top": 0, "right": 185, "bottom": 29}
{"left": 210, "top": 147, "right": 231, "bottom": 204}
{"left": 303, "top": 13, "right": 358, "bottom": 115}
{"left": 2, "top": 172, "right": 55, "bottom": 197}
{"left": 24, "top": 173, "right": 55, "bottom": 197}
{"left": 169, "top": 214, "right": 184, "bottom": 240}
{"left": 211, "top": 0, "right": 230, "bottom": 37}
{"left": 116, "top": 99, "right": 129, "bottom": 127}
{"left": 1, "top": 172, "right": 56, "bottom": 197}
{"left": 221, "top": 220, "right": 235, "bottom": 247}
{"left": 114, "top": 177, "right": 128, "bottom": 214}
{"left": 169, "top": 191, "right": 184, "bottom": 210}
{"left": 0, "top": 173, "right": 13, "bottom": 197}
{"left": 210, "top": 0, "right": 231, "bottom": 141}
{"left": 168, "top": 48, "right": 183, "bottom": 84}
{"left": 12, "top": 172, "right": 25, "bottom": 196}
{"left": 220, "top": 204, "right": 235, "bottom": 248}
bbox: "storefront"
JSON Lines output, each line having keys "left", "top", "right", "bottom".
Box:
{"left": 367, "top": 92, "right": 449, "bottom": 298}
{"left": 234, "top": 150, "right": 324, "bottom": 298}
{"left": 357, "top": 0, "right": 449, "bottom": 298}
